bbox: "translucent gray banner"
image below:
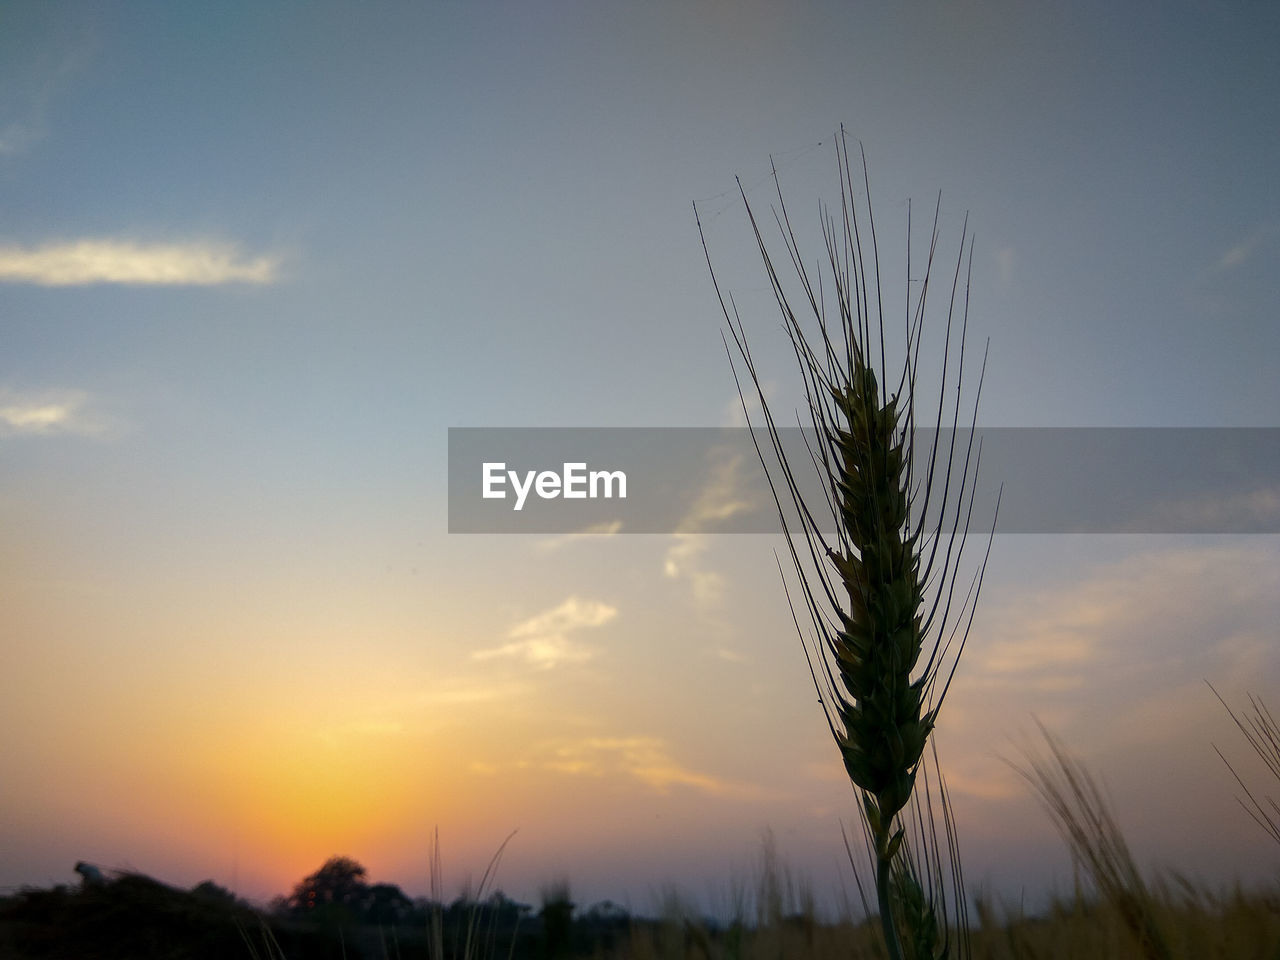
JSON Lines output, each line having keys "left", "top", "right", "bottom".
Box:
{"left": 447, "top": 428, "right": 1280, "bottom": 534}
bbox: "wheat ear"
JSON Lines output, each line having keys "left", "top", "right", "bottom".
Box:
{"left": 698, "top": 127, "right": 996, "bottom": 960}
{"left": 1014, "top": 723, "right": 1172, "bottom": 960}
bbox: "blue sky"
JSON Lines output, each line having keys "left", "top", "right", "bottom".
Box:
{"left": 1, "top": 1, "right": 1278, "bottom": 913}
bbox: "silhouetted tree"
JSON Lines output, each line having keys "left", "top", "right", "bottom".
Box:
{"left": 580, "top": 899, "right": 627, "bottom": 924}
{"left": 484, "top": 889, "right": 531, "bottom": 926}
{"left": 288, "top": 856, "right": 369, "bottom": 916}
{"left": 191, "top": 879, "right": 237, "bottom": 905}
{"left": 579, "top": 900, "right": 629, "bottom": 955}
{"left": 538, "top": 880, "right": 574, "bottom": 959}
{"left": 363, "top": 882, "right": 415, "bottom": 924}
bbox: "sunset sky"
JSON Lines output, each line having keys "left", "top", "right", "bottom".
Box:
{"left": 2, "top": 2, "right": 1279, "bottom": 916}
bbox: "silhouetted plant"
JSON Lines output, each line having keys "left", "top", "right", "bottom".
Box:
{"left": 1014, "top": 722, "right": 1172, "bottom": 960}
{"left": 286, "top": 855, "right": 369, "bottom": 918}
{"left": 698, "top": 127, "right": 995, "bottom": 960}
{"left": 363, "top": 881, "right": 416, "bottom": 925}
{"left": 428, "top": 827, "right": 520, "bottom": 960}
{"left": 1210, "top": 682, "right": 1280, "bottom": 848}
{"left": 191, "top": 879, "right": 238, "bottom": 905}
{"left": 538, "top": 878, "right": 574, "bottom": 959}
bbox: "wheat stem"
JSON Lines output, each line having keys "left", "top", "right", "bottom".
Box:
{"left": 700, "top": 126, "right": 993, "bottom": 960}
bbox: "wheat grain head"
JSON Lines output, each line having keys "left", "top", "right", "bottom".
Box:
{"left": 698, "top": 127, "right": 996, "bottom": 960}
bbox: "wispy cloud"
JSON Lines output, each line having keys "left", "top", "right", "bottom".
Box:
{"left": 722, "top": 380, "right": 778, "bottom": 428}
{"left": 536, "top": 736, "right": 754, "bottom": 796}
{"left": 418, "top": 679, "right": 530, "bottom": 706}
{"left": 475, "top": 634, "right": 597, "bottom": 669}
{"left": 663, "top": 445, "right": 759, "bottom": 607}
{"left": 676, "top": 446, "right": 757, "bottom": 533}
{"left": 535, "top": 520, "right": 624, "bottom": 552}
{"left": 940, "top": 762, "right": 1026, "bottom": 802}
{"left": 0, "top": 240, "right": 280, "bottom": 286}
{"left": 930, "top": 543, "right": 1280, "bottom": 814}
{"left": 663, "top": 535, "right": 724, "bottom": 606}
{"left": 473, "top": 596, "right": 617, "bottom": 669}
{"left": 1201, "top": 223, "right": 1274, "bottom": 279}
{"left": 0, "top": 389, "right": 108, "bottom": 437}
{"left": 1145, "top": 486, "right": 1280, "bottom": 534}
{"left": 972, "top": 542, "right": 1280, "bottom": 694}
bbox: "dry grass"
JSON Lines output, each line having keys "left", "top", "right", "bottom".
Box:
{"left": 1212, "top": 684, "right": 1280, "bottom": 849}
{"left": 428, "top": 827, "right": 520, "bottom": 960}
{"left": 613, "top": 903, "right": 1280, "bottom": 960}
{"left": 1013, "top": 724, "right": 1171, "bottom": 960}
{"left": 605, "top": 836, "right": 1280, "bottom": 960}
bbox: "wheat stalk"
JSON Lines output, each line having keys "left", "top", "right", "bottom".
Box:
{"left": 698, "top": 127, "right": 996, "bottom": 960}
{"left": 1209, "top": 682, "right": 1280, "bottom": 848}
{"left": 1014, "top": 722, "right": 1172, "bottom": 960}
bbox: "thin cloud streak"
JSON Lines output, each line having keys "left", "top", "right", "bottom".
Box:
{"left": 663, "top": 444, "right": 759, "bottom": 607}
{"left": 535, "top": 520, "right": 624, "bottom": 552}
{"left": 969, "top": 542, "right": 1280, "bottom": 696}
{"left": 0, "top": 389, "right": 106, "bottom": 437}
{"left": 473, "top": 634, "right": 597, "bottom": 669}
{"left": 1197, "top": 222, "right": 1275, "bottom": 284}
{"left": 1147, "top": 486, "right": 1280, "bottom": 533}
{"left": 535, "top": 736, "right": 757, "bottom": 797}
{"left": 418, "top": 679, "right": 530, "bottom": 705}
{"left": 472, "top": 596, "right": 617, "bottom": 669}
{"left": 1215, "top": 225, "right": 1272, "bottom": 272}
{"left": 0, "top": 240, "right": 280, "bottom": 286}
{"left": 663, "top": 534, "right": 724, "bottom": 606}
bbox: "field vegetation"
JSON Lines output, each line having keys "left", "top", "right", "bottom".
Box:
{"left": 3, "top": 806, "right": 1277, "bottom": 960}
